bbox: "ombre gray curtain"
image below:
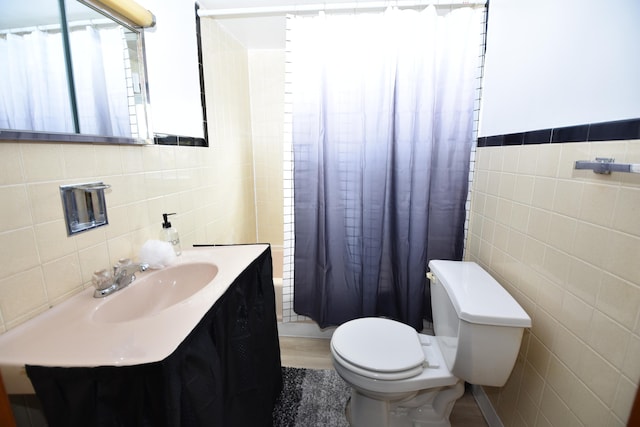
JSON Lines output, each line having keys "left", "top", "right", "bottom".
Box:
{"left": 290, "top": 6, "right": 483, "bottom": 330}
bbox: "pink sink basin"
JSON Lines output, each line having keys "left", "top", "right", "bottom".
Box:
{"left": 92, "top": 262, "right": 218, "bottom": 323}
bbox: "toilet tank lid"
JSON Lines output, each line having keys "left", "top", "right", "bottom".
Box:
{"left": 428, "top": 260, "right": 532, "bottom": 328}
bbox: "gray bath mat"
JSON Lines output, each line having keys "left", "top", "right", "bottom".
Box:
{"left": 273, "top": 366, "right": 351, "bottom": 427}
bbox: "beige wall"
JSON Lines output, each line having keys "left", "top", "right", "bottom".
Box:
{"left": 248, "top": 49, "right": 285, "bottom": 247}
{"left": 466, "top": 140, "right": 640, "bottom": 426}
{"left": 0, "top": 18, "right": 258, "bottom": 333}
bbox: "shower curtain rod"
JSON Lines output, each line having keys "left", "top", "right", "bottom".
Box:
{"left": 198, "top": 0, "right": 486, "bottom": 18}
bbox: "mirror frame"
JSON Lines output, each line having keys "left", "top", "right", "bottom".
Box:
{"left": 0, "top": 0, "right": 209, "bottom": 147}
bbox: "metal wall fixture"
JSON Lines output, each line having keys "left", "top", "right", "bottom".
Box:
{"left": 574, "top": 157, "right": 640, "bottom": 175}
{"left": 60, "top": 182, "right": 111, "bottom": 235}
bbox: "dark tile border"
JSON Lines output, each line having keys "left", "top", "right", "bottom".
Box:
{"left": 478, "top": 118, "right": 640, "bottom": 147}
{"left": 551, "top": 125, "right": 589, "bottom": 143}
{"left": 153, "top": 134, "right": 207, "bottom": 147}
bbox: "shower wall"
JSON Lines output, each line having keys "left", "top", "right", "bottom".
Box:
{"left": 247, "top": 49, "right": 285, "bottom": 248}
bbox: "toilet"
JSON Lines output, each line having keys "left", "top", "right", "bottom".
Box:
{"left": 330, "top": 260, "right": 531, "bottom": 427}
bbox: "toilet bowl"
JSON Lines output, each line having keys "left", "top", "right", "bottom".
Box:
{"left": 331, "top": 318, "right": 463, "bottom": 427}
{"left": 331, "top": 260, "right": 532, "bottom": 427}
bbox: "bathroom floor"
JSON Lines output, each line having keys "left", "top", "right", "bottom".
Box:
{"left": 279, "top": 336, "right": 489, "bottom": 427}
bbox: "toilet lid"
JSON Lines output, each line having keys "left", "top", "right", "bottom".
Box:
{"left": 331, "top": 318, "right": 424, "bottom": 377}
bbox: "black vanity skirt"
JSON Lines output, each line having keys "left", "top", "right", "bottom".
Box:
{"left": 27, "top": 246, "right": 283, "bottom": 427}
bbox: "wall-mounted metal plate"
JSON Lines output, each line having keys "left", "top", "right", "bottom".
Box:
{"left": 60, "top": 182, "right": 110, "bottom": 235}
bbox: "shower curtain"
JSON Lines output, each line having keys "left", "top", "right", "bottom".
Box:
{"left": 290, "top": 6, "right": 483, "bottom": 330}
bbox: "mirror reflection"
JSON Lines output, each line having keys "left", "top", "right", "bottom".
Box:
{"left": 0, "top": 0, "right": 151, "bottom": 142}
{"left": 0, "top": 0, "right": 72, "bottom": 132}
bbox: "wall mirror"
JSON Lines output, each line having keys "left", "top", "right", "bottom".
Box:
{"left": 0, "top": 0, "right": 152, "bottom": 144}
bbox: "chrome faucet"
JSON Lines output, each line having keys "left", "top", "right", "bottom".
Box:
{"left": 93, "top": 259, "right": 149, "bottom": 298}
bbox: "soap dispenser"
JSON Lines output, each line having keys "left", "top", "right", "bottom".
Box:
{"left": 160, "top": 213, "right": 182, "bottom": 256}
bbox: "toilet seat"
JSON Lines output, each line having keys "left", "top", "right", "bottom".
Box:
{"left": 331, "top": 318, "right": 425, "bottom": 380}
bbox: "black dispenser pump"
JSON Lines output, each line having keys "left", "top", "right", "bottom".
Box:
{"left": 162, "top": 213, "right": 176, "bottom": 229}
{"left": 160, "top": 213, "right": 181, "bottom": 255}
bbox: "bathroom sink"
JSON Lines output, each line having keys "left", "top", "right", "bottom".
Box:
{"left": 92, "top": 262, "right": 219, "bottom": 323}
{"left": 0, "top": 245, "right": 269, "bottom": 393}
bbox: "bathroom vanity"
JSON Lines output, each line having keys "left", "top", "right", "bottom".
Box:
{"left": 0, "top": 244, "right": 282, "bottom": 427}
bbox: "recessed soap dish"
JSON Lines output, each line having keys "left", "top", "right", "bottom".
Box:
{"left": 60, "top": 182, "right": 110, "bottom": 235}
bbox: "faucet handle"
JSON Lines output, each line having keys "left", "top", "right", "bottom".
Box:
{"left": 92, "top": 269, "right": 113, "bottom": 291}
{"left": 116, "top": 258, "right": 132, "bottom": 268}
{"left": 112, "top": 258, "right": 132, "bottom": 274}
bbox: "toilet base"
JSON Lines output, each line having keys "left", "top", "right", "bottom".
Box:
{"left": 346, "top": 380, "right": 465, "bottom": 427}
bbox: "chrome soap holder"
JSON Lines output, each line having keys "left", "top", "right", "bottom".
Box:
{"left": 60, "top": 182, "right": 111, "bottom": 235}
{"left": 574, "top": 157, "right": 640, "bottom": 175}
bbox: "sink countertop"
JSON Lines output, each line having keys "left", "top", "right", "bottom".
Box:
{"left": 0, "top": 245, "right": 269, "bottom": 378}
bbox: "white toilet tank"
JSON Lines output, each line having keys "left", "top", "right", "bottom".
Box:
{"left": 428, "top": 260, "right": 531, "bottom": 387}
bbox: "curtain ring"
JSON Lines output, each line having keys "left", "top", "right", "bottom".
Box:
{"left": 317, "top": 1, "right": 325, "bottom": 17}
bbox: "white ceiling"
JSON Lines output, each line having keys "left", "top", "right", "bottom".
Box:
{"left": 198, "top": 0, "right": 357, "bottom": 10}
{"left": 1, "top": 0, "right": 380, "bottom": 49}
{"left": 208, "top": 15, "right": 287, "bottom": 50}
{"left": 197, "top": 0, "right": 360, "bottom": 49}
